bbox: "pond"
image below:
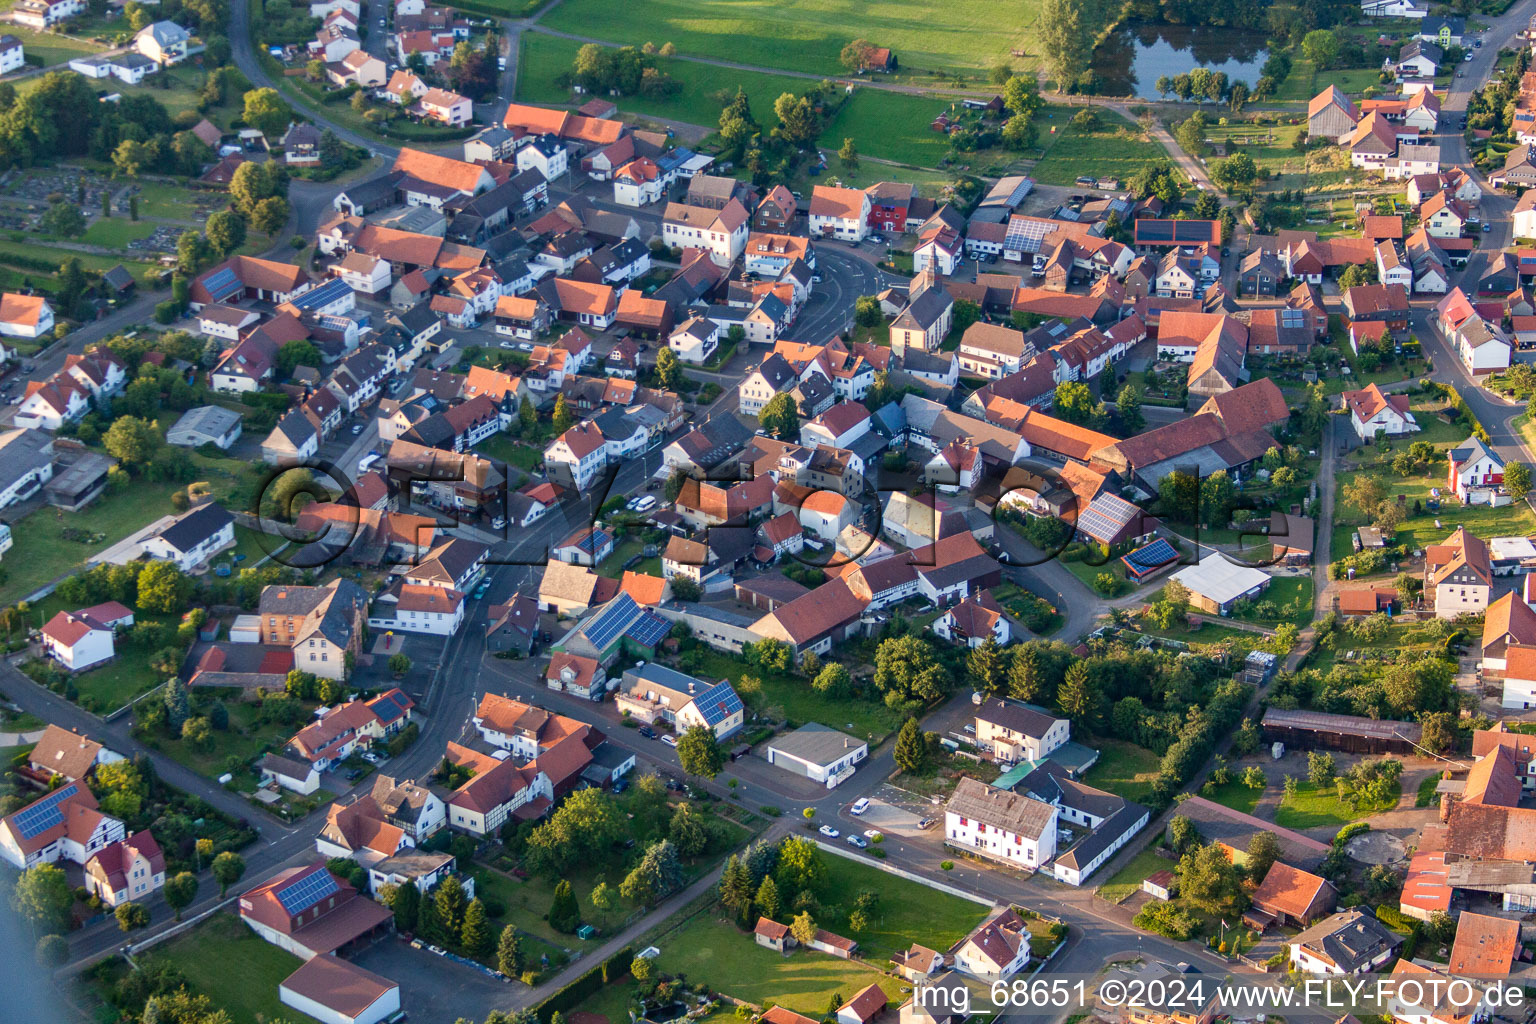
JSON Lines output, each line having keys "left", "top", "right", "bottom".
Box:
{"left": 1091, "top": 24, "right": 1270, "bottom": 99}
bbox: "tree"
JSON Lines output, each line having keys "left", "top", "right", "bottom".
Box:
{"left": 437, "top": 874, "right": 469, "bottom": 940}
{"left": 759, "top": 392, "right": 799, "bottom": 440}
{"left": 1211, "top": 152, "right": 1257, "bottom": 193}
{"left": 839, "top": 39, "right": 876, "bottom": 72}
{"left": 116, "top": 900, "right": 150, "bottom": 931}
{"left": 1506, "top": 461, "right": 1532, "bottom": 497}
{"left": 276, "top": 339, "right": 321, "bottom": 377}
{"left": 1342, "top": 474, "right": 1387, "bottom": 516}
{"left": 589, "top": 881, "right": 613, "bottom": 915}
{"left": 621, "top": 839, "right": 683, "bottom": 905}
{"left": 547, "top": 879, "right": 580, "bottom": 933}
{"left": 873, "top": 634, "right": 949, "bottom": 708}
{"left": 1176, "top": 116, "right": 1207, "bottom": 157}
{"left": 790, "top": 910, "right": 817, "bottom": 945}
{"left": 162, "top": 676, "right": 191, "bottom": 730}
{"left": 772, "top": 92, "right": 820, "bottom": 147}
{"left": 630, "top": 954, "right": 652, "bottom": 983}
{"left": 1116, "top": 382, "right": 1144, "bottom": 433}
{"left": 676, "top": 725, "right": 724, "bottom": 778}
{"left": 206, "top": 209, "right": 246, "bottom": 256}
{"left": 518, "top": 395, "right": 537, "bottom": 434}
{"left": 1038, "top": 0, "right": 1090, "bottom": 88}
{"left": 462, "top": 898, "right": 492, "bottom": 956}
{"left": 1168, "top": 815, "right": 1200, "bottom": 855}
{"left": 242, "top": 88, "right": 293, "bottom": 137}
{"left": 893, "top": 717, "right": 927, "bottom": 774}
{"left": 391, "top": 878, "right": 420, "bottom": 933}
{"left": 1177, "top": 843, "right": 1244, "bottom": 915}
{"left": 12, "top": 864, "right": 71, "bottom": 935}
{"left": 1420, "top": 711, "right": 1457, "bottom": 755}
{"left": 669, "top": 802, "right": 709, "bottom": 857}
{"left": 755, "top": 875, "right": 781, "bottom": 919}
{"left": 36, "top": 933, "right": 68, "bottom": 966}
{"left": 250, "top": 195, "right": 291, "bottom": 237}
{"left": 1199, "top": 469, "right": 1237, "bottom": 528}
{"left": 138, "top": 562, "right": 191, "bottom": 614}
{"left": 1242, "top": 765, "right": 1266, "bottom": 789}
{"left": 966, "top": 636, "right": 1004, "bottom": 695}
{"left": 1053, "top": 381, "right": 1106, "bottom": 429}
{"left": 1057, "top": 661, "right": 1100, "bottom": 731}
{"left": 104, "top": 415, "right": 161, "bottom": 467}
{"left": 1307, "top": 751, "right": 1336, "bottom": 785}
{"left": 717, "top": 87, "right": 760, "bottom": 159}
{"left": 164, "top": 871, "right": 198, "bottom": 921}
{"left": 812, "top": 662, "right": 851, "bottom": 697}
{"left": 838, "top": 137, "right": 858, "bottom": 170}
{"left": 654, "top": 346, "right": 682, "bottom": 389}
{"left": 1246, "top": 831, "right": 1282, "bottom": 884}
{"left": 854, "top": 295, "right": 884, "bottom": 328}
{"left": 41, "top": 200, "right": 85, "bottom": 238}
{"left": 719, "top": 854, "right": 754, "bottom": 919}
{"left": 211, "top": 851, "right": 245, "bottom": 896}
{"left": 551, "top": 394, "right": 574, "bottom": 433}
{"left": 1301, "top": 29, "right": 1340, "bottom": 69}
{"left": 497, "top": 924, "right": 525, "bottom": 976}
{"left": 181, "top": 716, "right": 212, "bottom": 752}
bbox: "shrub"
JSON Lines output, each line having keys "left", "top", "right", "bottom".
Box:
{"left": 1132, "top": 901, "right": 1199, "bottom": 940}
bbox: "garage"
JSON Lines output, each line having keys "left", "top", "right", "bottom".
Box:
{"left": 765, "top": 723, "right": 868, "bottom": 789}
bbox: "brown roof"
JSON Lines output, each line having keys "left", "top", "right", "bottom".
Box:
{"left": 754, "top": 916, "right": 791, "bottom": 939}
{"left": 29, "top": 724, "right": 105, "bottom": 781}
{"left": 619, "top": 571, "right": 668, "bottom": 606}
{"left": 1484, "top": 592, "right": 1536, "bottom": 650}
{"left": 839, "top": 984, "right": 888, "bottom": 1024}
{"left": 1251, "top": 861, "right": 1332, "bottom": 920}
{"left": 281, "top": 955, "right": 397, "bottom": 1019}
{"left": 553, "top": 278, "right": 616, "bottom": 317}
{"left": 1447, "top": 912, "right": 1521, "bottom": 977}
{"left": 1462, "top": 745, "right": 1521, "bottom": 807}
{"left": 1342, "top": 382, "right": 1410, "bottom": 424}
{"left": 392, "top": 147, "right": 488, "bottom": 194}
{"left": 751, "top": 577, "right": 869, "bottom": 645}
{"left": 810, "top": 185, "right": 867, "bottom": 220}
{"left": 1443, "top": 800, "right": 1536, "bottom": 860}
{"left": 0, "top": 293, "right": 47, "bottom": 327}
{"left": 87, "top": 831, "right": 164, "bottom": 891}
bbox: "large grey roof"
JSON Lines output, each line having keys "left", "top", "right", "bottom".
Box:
{"left": 0, "top": 428, "right": 52, "bottom": 488}
{"left": 766, "top": 722, "right": 865, "bottom": 768}
{"left": 946, "top": 776, "right": 1055, "bottom": 839}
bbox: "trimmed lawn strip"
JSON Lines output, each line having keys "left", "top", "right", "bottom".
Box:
{"left": 1081, "top": 739, "right": 1161, "bottom": 805}
{"left": 1095, "top": 844, "right": 1175, "bottom": 904}
{"left": 1416, "top": 772, "right": 1442, "bottom": 807}
{"left": 652, "top": 911, "right": 907, "bottom": 1014}
{"left": 1272, "top": 778, "right": 1399, "bottom": 830}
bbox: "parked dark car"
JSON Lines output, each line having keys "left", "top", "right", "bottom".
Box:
{"left": 639, "top": 725, "right": 657, "bottom": 739}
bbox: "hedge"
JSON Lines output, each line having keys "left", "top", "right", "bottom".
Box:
{"left": 535, "top": 944, "right": 634, "bottom": 1022}
{"left": 1424, "top": 379, "right": 1489, "bottom": 443}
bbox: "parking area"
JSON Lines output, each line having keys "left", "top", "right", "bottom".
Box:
{"left": 350, "top": 939, "right": 518, "bottom": 1022}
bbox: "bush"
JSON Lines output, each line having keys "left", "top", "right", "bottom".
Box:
{"left": 1132, "top": 901, "right": 1199, "bottom": 940}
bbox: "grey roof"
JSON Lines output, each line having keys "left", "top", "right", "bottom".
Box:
{"left": 137, "top": 19, "right": 190, "bottom": 46}
{"left": 1054, "top": 800, "right": 1148, "bottom": 871}
{"left": 975, "top": 697, "right": 1063, "bottom": 741}
{"left": 1291, "top": 910, "right": 1402, "bottom": 972}
{"left": 753, "top": 353, "right": 797, "bottom": 391}
{"left": 259, "top": 752, "right": 316, "bottom": 781}
{"left": 167, "top": 405, "right": 243, "bottom": 446}
{"left": 371, "top": 848, "right": 454, "bottom": 878}
{"left": 893, "top": 286, "right": 953, "bottom": 331}
{"left": 154, "top": 503, "right": 233, "bottom": 555}
{"left": 766, "top": 722, "right": 866, "bottom": 768}
{"left": 0, "top": 428, "right": 53, "bottom": 489}
{"left": 1019, "top": 760, "right": 1125, "bottom": 819}
{"left": 946, "top": 776, "right": 1055, "bottom": 840}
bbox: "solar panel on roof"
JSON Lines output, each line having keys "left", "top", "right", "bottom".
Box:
{"left": 1121, "top": 538, "right": 1179, "bottom": 576}
{"left": 200, "top": 266, "right": 242, "bottom": 300}
{"left": 1078, "top": 494, "right": 1140, "bottom": 544}
{"left": 625, "top": 609, "right": 672, "bottom": 649}
{"left": 276, "top": 868, "right": 339, "bottom": 914}
{"left": 1281, "top": 309, "right": 1305, "bottom": 328}
{"left": 690, "top": 681, "right": 743, "bottom": 726}
{"left": 12, "top": 783, "right": 77, "bottom": 839}
{"left": 584, "top": 592, "right": 640, "bottom": 651}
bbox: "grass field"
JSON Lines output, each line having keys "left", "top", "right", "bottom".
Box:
{"left": 653, "top": 911, "right": 907, "bottom": 1013}
{"left": 79, "top": 217, "right": 159, "bottom": 249}
{"left": 819, "top": 88, "right": 955, "bottom": 166}
{"left": 1200, "top": 776, "right": 1264, "bottom": 815}
{"left": 517, "top": 32, "right": 813, "bottom": 131}
{"left": 1082, "top": 739, "right": 1162, "bottom": 804}
{"left": 819, "top": 850, "right": 988, "bottom": 961}
{"left": 72, "top": 657, "right": 166, "bottom": 713}
{"left": 691, "top": 651, "right": 903, "bottom": 743}
{"left": 1273, "top": 778, "right": 1400, "bottom": 830}
{"left": 155, "top": 699, "right": 301, "bottom": 779}
{"left": 3, "top": 26, "right": 97, "bottom": 66}
{"left": 141, "top": 913, "right": 301, "bottom": 1024}
{"left": 0, "top": 480, "right": 185, "bottom": 606}
{"left": 474, "top": 431, "right": 544, "bottom": 472}
{"left": 1226, "top": 575, "right": 1313, "bottom": 627}
{"left": 1030, "top": 109, "right": 1166, "bottom": 186}
{"left": 1095, "top": 845, "right": 1175, "bottom": 904}
{"left": 536, "top": 0, "right": 1045, "bottom": 78}
{"left": 1416, "top": 773, "right": 1442, "bottom": 807}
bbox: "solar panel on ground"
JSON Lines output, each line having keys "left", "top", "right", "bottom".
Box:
{"left": 583, "top": 592, "right": 639, "bottom": 651}
{"left": 12, "top": 783, "right": 78, "bottom": 839}
{"left": 276, "top": 868, "right": 339, "bottom": 915}
{"left": 625, "top": 609, "right": 672, "bottom": 649}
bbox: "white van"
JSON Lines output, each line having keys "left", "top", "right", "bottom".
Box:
{"left": 358, "top": 453, "right": 382, "bottom": 474}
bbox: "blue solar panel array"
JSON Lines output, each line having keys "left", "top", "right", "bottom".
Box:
{"left": 691, "top": 680, "right": 744, "bottom": 726}
{"left": 276, "top": 868, "right": 339, "bottom": 915}
{"left": 290, "top": 277, "right": 353, "bottom": 311}
{"left": 11, "top": 782, "right": 80, "bottom": 839}
{"left": 584, "top": 592, "right": 640, "bottom": 651}
{"left": 1121, "top": 538, "right": 1179, "bottom": 578}
{"left": 625, "top": 609, "right": 672, "bottom": 649}
{"left": 200, "top": 266, "right": 242, "bottom": 302}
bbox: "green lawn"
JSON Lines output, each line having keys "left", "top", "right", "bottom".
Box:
{"left": 0, "top": 236, "right": 161, "bottom": 281}
{"left": 1272, "top": 779, "right": 1400, "bottom": 830}
{"left": 154, "top": 697, "right": 305, "bottom": 780}
{"left": 0, "top": 480, "right": 186, "bottom": 607}
{"left": 568, "top": 976, "right": 639, "bottom": 1024}
{"left": 140, "top": 912, "right": 302, "bottom": 1024}
{"left": 691, "top": 651, "right": 903, "bottom": 743}
{"left": 1332, "top": 464, "right": 1536, "bottom": 556}
{"left": 71, "top": 658, "right": 166, "bottom": 714}
{"left": 518, "top": 32, "right": 814, "bottom": 131}
{"left": 1416, "top": 773, "right": 1442, "bottom": 808}
{"left": 1095, "top": 845, "right": 1176, "bottom": 904}
{"left": 536, "top": 0, "right": 1046, "bottom": 78}
{"left": 819, "top": 851, "right": 988, "bottom": 961}
{"left": 1029, "top": 109, "right": 1166, "bottom": 187}
{"left": 1200, "top": 121, "right": 1307, "bottom": 182}
{"left": 1315, "top": 66, "right": 1389, "bottom": 96}
{"left": 653, "top": 911, "right": 908, "bottom": 1014}
{"left": 1226, "top": 575, "right": 1313, "bottom": 627}
{"left": 475, "top": 431, "right": 544, "bottom": 472}
{"left": 79, "top": 217, "right": 158, "bottom": 249}
{"left": 818, "top": 88, "right": 955, "bottom": 166}
{"left": 1200, "top": 776, "right": 1263, "bottom": 815}
{"left": 3, "top": 26, "right": 97, "bottom": 66}
{"left": 1082, "top": 739, "right": 1162, "bottom": 805}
